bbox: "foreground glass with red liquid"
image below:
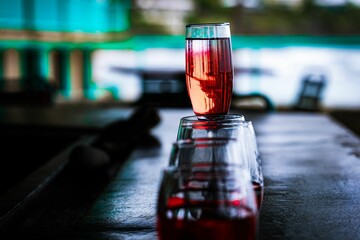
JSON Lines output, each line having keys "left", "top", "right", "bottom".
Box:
{"left": 185, "top": 23, "right": 233, "bottom": 118}
{"left": 157, "top": 165, "right": 257, "bottom": 240}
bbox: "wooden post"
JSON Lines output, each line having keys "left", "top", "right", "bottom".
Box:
{"left": 69, "top": 49, "right": 84, "bottom": 100}
{"left": 0, "top": 49, "right": 3, "bottom": 81}
{"left": 49, "top": 49, "right": 71, "bottom": 99}
{"left": 3, "top": 49, "right": 21, "bottom": 81}
{"left": 82, "top": 49, "right": 94, "bottom": 100}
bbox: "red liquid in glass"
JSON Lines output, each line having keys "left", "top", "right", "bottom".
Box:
{"left": 252, "top": 181, "right": 264, "bottom": 210}
{"left": 157, "top": 197, "right": 256, "bottom": 240}
{"left": 158, "top": 217, "right": 256, "bottom": 240}
{"left": 186, "top": 38, "right": 233, "bottom": 117}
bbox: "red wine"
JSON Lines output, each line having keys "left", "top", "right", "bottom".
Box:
{"left": 157, "top": 196, "right": 256, "bottom": 240}
{"left": 157, "top": 215, "right": 256, "bottom": 240}
{"left": 252, "top": 181, "right": 264, "bottom": 210}
{"left": 186, "top": 38, "right": 233, "bottom": 116}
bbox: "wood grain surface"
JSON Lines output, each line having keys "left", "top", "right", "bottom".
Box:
{"left": 1, "top": 108, "right": 359, "bottom": 239}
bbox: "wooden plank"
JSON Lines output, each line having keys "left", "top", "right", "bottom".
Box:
{"left": 1, "top": 109, "right": 359, "bottom": 239}
{"left": 0, "top": 136, "right": 96, "bottom": 234}
{"left": 0, "top": 105, "right": 161, "bottom": 239}
{"left": 256, "top": 113, "right": 360, "bottom": 239}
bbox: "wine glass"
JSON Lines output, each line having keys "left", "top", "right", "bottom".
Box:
{"left": 185, "top": 23, "right": 234, "bottom": 118}
{"left": 157, "top": 165, "right": 257, "bottom": 240}
{"left": 174, "top": 116, "right": 264, "bottom": 210}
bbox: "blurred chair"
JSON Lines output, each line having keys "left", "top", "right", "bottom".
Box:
{"left": 231, "top": 66, "right": 275, "bottom": 112}
{"left": 135, "top": 68, "right": 275, "bottom": 111}
{"left": 231, "top": 92, "right": 275, "bottom": 112}
{"left": 135, "top": 69, "right": 191, "bottom": 107}
{"left": 294, "top": 73, "right": 327, "bottom": 111}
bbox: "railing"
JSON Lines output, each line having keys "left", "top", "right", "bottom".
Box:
{"left": 0, "top": 35, "right": 359, "bottom": 105}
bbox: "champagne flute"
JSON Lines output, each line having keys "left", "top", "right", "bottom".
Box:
{"left": 185, "top": 23, "right": 234, "bottom": 118}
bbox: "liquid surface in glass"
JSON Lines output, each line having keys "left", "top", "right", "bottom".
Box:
{"left": 186, "top": 38, "right": 233, "bottom": 117}
{"left": 157, "top": 196, "right": 256, "bottom": 240}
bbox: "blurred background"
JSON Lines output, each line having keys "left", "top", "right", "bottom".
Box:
{"left": 0, "top": 0, "right": 359, "bottom": 132}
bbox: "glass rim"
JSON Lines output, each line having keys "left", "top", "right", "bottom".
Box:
{"left": 179, "top": 114, "right": 249, "bottom": 128}
{"left": 174, "top": 137, "right": 239, "bottom": 148}
{"left": 181, "top": 114, "right": 244, "bottom": 120}
{"left": 186, "top": 22, "right": 230, "bottom": 28}
{"left": 162, "top": 163, "right": 249, "bottom": 177}
{"left": 180, "top": 114, "right": 245, "bottom": 123}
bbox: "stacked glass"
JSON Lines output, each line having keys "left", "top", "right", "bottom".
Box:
{"left": 156, "top": 23, "right": 263, "bottom": 240}
{"left": 157, "top": 139, "right": 258, "bottom": 240}
{"left": 175, "top": 115, "right": 264, "bottom": 210}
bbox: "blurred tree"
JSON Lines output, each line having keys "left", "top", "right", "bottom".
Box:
{"left": 222, "top": 0, "right": 360, "bottom": 34}
{"left": 186, "top": 0, "right": 235, "bottom": 27}
{"left": 131, "top": 0, "right": 360, "bottom": 35}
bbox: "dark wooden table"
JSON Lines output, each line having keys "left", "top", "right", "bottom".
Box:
{"left": 1, "top": 107, "right": 360, "bottom": 239}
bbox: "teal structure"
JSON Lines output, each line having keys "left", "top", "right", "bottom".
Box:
{"left": 0, "top": 0, "right": 130, "bottom": 100}
{"left": 0, "top": 0, "right": 129, "bottom": 32}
